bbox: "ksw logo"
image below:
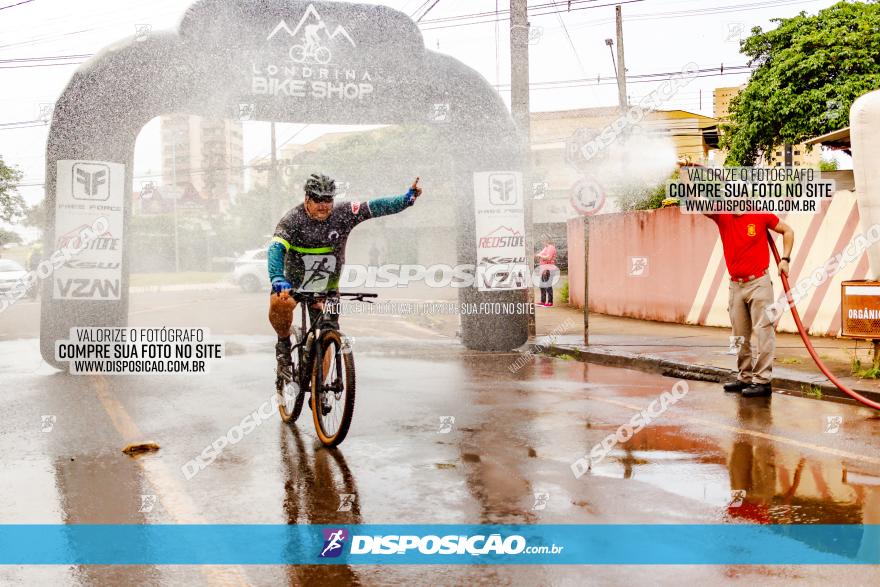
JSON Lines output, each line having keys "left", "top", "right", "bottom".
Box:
{"left": 489, "top": 174, "right": 517, "bottom": 205}
{"left": 64, "top": 260, "right": 121, "bottom": 270}
{"left": 72, "top": 163, "right": 110, "bottom": 201}
{"left": 479, "top": 256, "right": 527, "bottom": 265}
{"left": 268, "top": 4, "right": 356, "bottom": 65}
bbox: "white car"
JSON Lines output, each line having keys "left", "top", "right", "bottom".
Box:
{"left": 0, "top": 259, "right": 33, "bottom": 298}
{"left": 232, "top": 249, "right": 270, "bottom": 293}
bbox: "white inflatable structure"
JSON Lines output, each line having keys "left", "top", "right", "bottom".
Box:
{"left": 850, "top": 90, "right": 880, "bottom": 280}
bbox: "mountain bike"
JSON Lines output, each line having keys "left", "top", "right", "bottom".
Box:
{"left": 275, "top": 291, "right": 376, "bottom": 446}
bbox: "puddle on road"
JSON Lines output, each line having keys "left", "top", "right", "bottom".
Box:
{"left": 589, "top": 424, "right": 876, "bottom": 524}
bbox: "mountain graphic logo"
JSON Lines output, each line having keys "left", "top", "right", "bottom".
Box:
{"left": 478, "top": 226, "right": 525, "bottom": 249}
{"left": 268, "top": 4, "right": 356, "bottom": 64}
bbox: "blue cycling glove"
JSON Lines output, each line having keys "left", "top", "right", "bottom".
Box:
{"left": 405, "top": 187, "right": 418, "bottom": 206}
{"left": 272, "top": 278, "right": 292, "bottom": 294}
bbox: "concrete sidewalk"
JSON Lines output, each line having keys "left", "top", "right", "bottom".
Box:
{"left": 532, "top": 303, "right": 880, "bottom": 405}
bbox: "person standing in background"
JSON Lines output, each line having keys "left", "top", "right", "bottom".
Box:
{"left": 535, "top": 236, "right": 558, "bottom": 307}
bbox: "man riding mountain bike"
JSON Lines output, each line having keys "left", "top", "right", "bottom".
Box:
{"left": 267, "top": 173, "right": 422, "bottom": 371}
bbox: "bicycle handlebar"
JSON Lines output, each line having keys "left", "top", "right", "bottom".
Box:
{"left": 291, "top": 291, "right": 378, "bottom": 303}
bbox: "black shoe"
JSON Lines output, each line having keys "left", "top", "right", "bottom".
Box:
{"left": 275, "top": 338, "right": 292, "bottom": 367}
{"left": 742, "top": 383, "right": 772, "bottom": 398}
{"left": 723, "top": 380, "right": 750, "bottom": 393}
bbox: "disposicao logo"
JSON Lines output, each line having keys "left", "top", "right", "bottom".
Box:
{"left": 319, "top": 528, "right": 349, "bottom": 558}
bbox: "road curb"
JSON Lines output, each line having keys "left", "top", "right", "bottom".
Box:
{"left": 541, "top": 344, "right": 880, "bottom": 406}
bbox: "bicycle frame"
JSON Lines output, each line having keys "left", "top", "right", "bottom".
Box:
{"left": 289, "top": 291, "right": 376, "bottom": 394}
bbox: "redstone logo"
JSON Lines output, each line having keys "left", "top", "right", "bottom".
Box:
{"left": 479, "top": 226, "right": 524, "bottom": 248}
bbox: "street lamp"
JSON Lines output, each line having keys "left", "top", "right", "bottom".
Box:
{"left": 604, "top": 38, "right": 618, "bottom": 80}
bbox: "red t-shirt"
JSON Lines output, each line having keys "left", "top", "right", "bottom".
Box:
{"left": 708, "top": 213, "right": 780, "bottom": 279}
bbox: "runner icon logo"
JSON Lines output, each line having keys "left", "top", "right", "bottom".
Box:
{"left": 320, "top": 528, "right": 349, "bottom": 558}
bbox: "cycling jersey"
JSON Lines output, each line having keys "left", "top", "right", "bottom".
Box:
{"left": 268, "top": 194, "right": 414, "bottom": 291}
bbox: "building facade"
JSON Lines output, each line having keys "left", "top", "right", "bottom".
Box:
{"left": 160, "top": 114, "right": 244, "bottom": 211}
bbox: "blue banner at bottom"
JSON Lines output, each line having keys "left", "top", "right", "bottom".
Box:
{"left": 0, "top": 524, "right": 878, "bottom": 565}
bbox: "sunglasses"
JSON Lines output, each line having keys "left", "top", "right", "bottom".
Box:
{"left": 308, "top": 194, "right": 334, "bottom": 204}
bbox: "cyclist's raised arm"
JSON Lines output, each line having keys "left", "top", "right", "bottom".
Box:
{"left": 349, "top": 178, "right": 422, "bottom": 224}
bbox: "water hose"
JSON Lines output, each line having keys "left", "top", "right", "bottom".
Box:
{"left": 767, "top": 230, "right": 880, "bottom": 410}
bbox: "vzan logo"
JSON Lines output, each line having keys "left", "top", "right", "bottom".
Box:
{"left": 55, "top": 278, "right": 121, "bottom": 299}
{"left": 72, "top": 163, "right": 110, "bottom": 201}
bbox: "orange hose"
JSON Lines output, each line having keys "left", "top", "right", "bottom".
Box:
{"left": 767, "top": 230, "right": 880, "bottom": 410}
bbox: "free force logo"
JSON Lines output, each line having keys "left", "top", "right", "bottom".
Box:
{"left": 72, "top": 163, "right": 110, "bottom": 201}
{"left": 319, "top": 528, "right": 349, "bottom": 558}
{"left": 267, "top": 4, "right": 356, "bottom": 65}
{"left": 489, "top": 174, "right": 518, "bottom": 206}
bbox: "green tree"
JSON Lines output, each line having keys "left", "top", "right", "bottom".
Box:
{"left": 0, "top": 227, "right": 21, "bottom": 246}
{"left": 215, "top": 184, "right": 274, "bottom": 253}
{"left": 722, "top": 1, "right": 880, "bottom": 164}
{"left": 24, "top": 200, "right": 46, "bottom": 231}
{"left": 293, "top": 125, "right": 453, "bottom": 196}
{"left": 819, "top": 157, "right": 839, "bottom": 171}
{"left": 0, "top": 156, "right": 25, "bottom": 223}
{"left": 618, "top": 171, "right": 678, "bottom": 211}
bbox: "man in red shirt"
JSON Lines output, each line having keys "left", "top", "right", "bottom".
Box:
{"left": 707, "top": 212, "right": 794, "bottom": 397}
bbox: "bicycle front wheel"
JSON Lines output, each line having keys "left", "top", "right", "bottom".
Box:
{"left": 310, "top": 329, "right": 356, "bottom": 446}
{"left": 277, "top": 330, "right": 305, "bottom": 423}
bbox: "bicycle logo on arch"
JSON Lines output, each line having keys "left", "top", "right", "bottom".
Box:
{"left": 267, "top": 3, "right": 357, "bottom": 66}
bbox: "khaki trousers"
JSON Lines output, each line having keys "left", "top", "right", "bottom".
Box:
{"left": 728, "top": 273, "right": 776, "bottom": 385}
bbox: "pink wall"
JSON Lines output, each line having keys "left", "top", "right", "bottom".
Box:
{"left": 567, "top": 207, "right": 718, "bottom": 322}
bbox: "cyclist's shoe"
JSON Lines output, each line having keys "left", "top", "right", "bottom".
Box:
{"left": 276, "top": 338, "right": 292, "bottom": 367}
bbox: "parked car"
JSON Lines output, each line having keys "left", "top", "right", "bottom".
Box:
{"left": 0, "top": 259, "right": 34, "bottom": 298}
{"left": 232, "top": 249, "right": 270, "bottom": 293}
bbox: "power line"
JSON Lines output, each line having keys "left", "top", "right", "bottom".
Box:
{"left": 421, "top": 0, "right": 821, "bottom": 31}
{"left": 409, "top": 0, "right": 435, "bottom": 20}
{"left": 415, "top": 0, "right": 443, "bottom": 23}
{"left": 549, "top": 0, "right": 589, "bottom": 78}
{"left": 0, "top": 0, "right": 35, "bottom": 11}
{"left": 0, "top": 66, "right": 753, "bottom": 132}
{"left": 422, "top": 0, "right": 604, "bottom": 24}
{"left": 422, "top": 0, "right": 645, "bottom": 31}
{"left": 493, "top": 64, "right": 753, "bottom": 88}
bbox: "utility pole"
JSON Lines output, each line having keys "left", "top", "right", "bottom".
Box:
{"left": 510, "top": 0, "right": 536, "bottom": 337}
{"left": 510, "top": 0, "right": 530, "bottom": 138}
{"left": 615, "top": 5, "right": 628, "bottom": 110}
{"left": 170, "top": 132, "right": 180, "bottom": 273}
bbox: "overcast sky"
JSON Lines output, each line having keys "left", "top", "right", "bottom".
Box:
{"left": 0, "top": 0, "right": 842, "bottom": 208}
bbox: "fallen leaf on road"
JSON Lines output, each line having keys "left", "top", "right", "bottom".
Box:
{"left": 122, "top": 441, "right": 160, "bottom": 455}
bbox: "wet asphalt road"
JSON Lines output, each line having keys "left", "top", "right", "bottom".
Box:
{"left": 2, "top": 290, "right": 880, "bottom": 585}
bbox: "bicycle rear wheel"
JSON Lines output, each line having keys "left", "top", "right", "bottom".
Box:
{"left": 310, "top": 329, "right": 356, "bottom": 446}
{"left": 277, "top": 330, "right": 305, "bottom": 423}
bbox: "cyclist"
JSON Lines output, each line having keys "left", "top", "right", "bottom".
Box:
{"left": 268, "top": 173, "right": 422, "bottom": 370}
{"left": 303, "top": 21, "right": 326, "bottom": 54}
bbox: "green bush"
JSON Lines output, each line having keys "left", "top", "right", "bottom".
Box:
{"left": 560, "top": 278, "right": 569, "bottom": 304}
